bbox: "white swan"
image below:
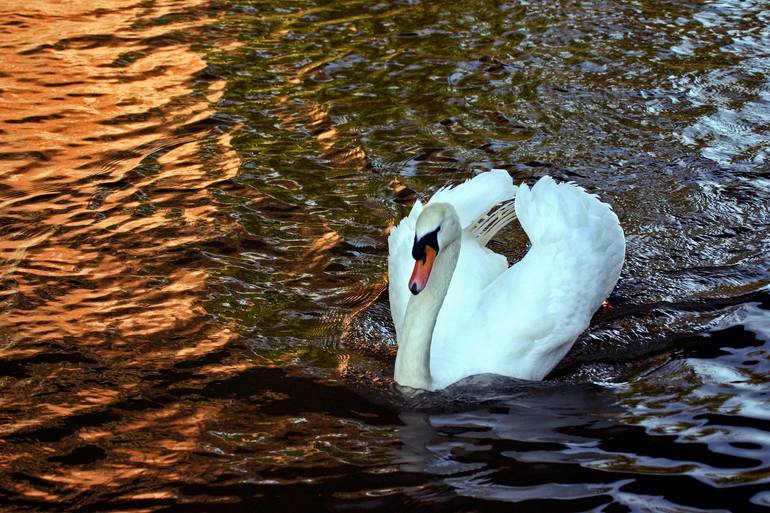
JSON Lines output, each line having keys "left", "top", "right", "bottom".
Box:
{"left": 388, "top": 169, "right": 625, "bottom": 390}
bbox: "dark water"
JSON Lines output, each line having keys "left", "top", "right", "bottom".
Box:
{"left": 1, "top": 0, "right": 769, "bottom": 511}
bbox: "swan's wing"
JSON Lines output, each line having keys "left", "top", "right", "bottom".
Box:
{"left": 429, "top": 168, "right": 517, "bottom": 227}
{"left": 468, "top": 200, "right": 517, "bottom": 246}
{"left": 387, "top": 200, "right": 424, "bottom": 339}
{"left": 477, "top": 176, "right": 625, "bottom": 379}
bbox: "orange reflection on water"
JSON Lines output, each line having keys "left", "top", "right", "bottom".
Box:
{"left": 0, "top": 0, "right": 259, "bottom": 506}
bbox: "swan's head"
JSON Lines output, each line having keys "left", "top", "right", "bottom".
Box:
{"left": 409, "top": 203, "right": 461, "bottom": 295}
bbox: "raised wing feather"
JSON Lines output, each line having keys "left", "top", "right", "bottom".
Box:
{"left": 468, "top": 200, "right": 517, "bottom": 246}
{"left": 429, "top": 168, "right": 517, "bottom": 226}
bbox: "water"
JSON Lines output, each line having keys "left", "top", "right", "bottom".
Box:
{"left": 1, "top": 0, "right": 769, "bottom": 511}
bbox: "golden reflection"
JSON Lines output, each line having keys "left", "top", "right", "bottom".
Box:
{"left": 273, "top": 94, "right": 368, "bottom": 170}
{"left": 0, "top": 0, "right": 239, "bottom": 342}
{"left": 299, "top": 230, "right": 344, "bottom": 273}
{"left": 0, "top": 0, "right": 260, "bottom": 505}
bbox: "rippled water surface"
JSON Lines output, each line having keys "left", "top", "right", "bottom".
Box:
{"left": 1, "top": 1, "right": 769, "bottom": 511}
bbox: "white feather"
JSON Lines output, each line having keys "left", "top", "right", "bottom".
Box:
{"left": 388, "top": 171, "right": 625, "bottom": 389}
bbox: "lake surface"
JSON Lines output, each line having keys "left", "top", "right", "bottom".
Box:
{"left": 1, "top": 1, "right": 769, "bottom": 511}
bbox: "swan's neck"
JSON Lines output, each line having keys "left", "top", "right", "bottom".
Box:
{"left": 394, "top": 240, "right": 460, "bottom": 390}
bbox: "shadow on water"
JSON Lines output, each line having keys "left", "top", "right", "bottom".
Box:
{"left": 0, "top": 0, "right": 769, "bottom": 512}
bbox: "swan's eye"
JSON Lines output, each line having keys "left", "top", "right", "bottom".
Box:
{"left": 412, "top": 227, "right": 440, "bottom": 261}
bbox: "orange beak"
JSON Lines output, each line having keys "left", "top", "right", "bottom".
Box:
{"left": 408, "top": 246, "right": 436, "bottom": 295}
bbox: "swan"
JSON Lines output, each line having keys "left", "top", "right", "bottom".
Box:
{"left": 387, "top": 169, "right": 625, "bottom": 390}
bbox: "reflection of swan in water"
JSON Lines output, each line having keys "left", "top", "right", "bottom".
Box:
{"left": 388, "top": 170, "right": 625, "bottom": 390}
{"left": 394, "top": 379, "right": 620, "bottom": 479}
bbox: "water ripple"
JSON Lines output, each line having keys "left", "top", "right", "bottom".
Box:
{"left": 1, "top": 0, "right": 769, "bottom": 511}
